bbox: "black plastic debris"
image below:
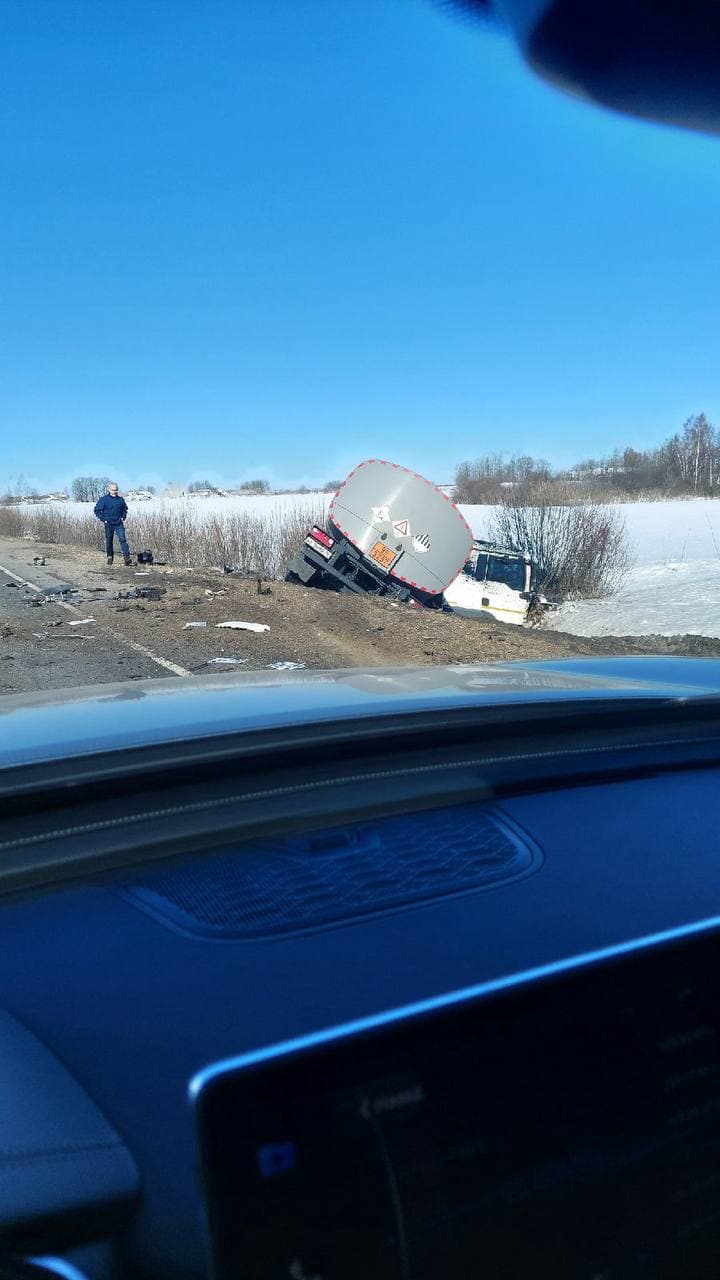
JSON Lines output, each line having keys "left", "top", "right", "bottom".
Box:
{"left": 137, "top": 550, "right": 154, "bottom": 565}
{"left": 117, "top": 586, "right": 166, "bottom": 602}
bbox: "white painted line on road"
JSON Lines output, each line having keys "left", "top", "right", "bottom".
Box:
{"left": 98, "top": 620, "right": 192, "bottom": 678}
{"left": 0, "top": 561, "right": 191, "bottom": 679}
{"left": 0, "top": 563, "right": 42, "bottom": 591}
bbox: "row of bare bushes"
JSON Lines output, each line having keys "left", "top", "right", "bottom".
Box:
{"left": 0, "top": 500, "right": 325, "bottom": 579}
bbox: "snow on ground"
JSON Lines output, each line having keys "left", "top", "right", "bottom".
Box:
{"left": 540, "top": 500, "right": 720, "bottom": 638}
{"left": 26, "top": 493, "right": 330, "bottom": 520}
{"left": 21, "top": 495, "right": 720, "bottom": 637}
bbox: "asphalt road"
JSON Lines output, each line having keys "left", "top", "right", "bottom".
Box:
{"left": 0, "top": 542, "right": 187, "bottom": 694}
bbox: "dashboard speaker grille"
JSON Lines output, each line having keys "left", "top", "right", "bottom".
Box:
{"left": 122, "top": 804, "right": 542, "bottom": 939}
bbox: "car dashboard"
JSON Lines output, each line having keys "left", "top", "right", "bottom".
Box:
{"left": 1, "top": 660, "right": 720, "bottom": 1280}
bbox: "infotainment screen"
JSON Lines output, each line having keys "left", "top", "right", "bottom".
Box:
{"left": 195, "top": 926, "right": 720, "bottom": 1279}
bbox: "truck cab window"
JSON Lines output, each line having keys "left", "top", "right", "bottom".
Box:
{"left": 484, "top": 557, "right": 526, "bottom": 592}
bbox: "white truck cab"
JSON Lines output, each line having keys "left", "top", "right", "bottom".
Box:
{"left": 445, "top": 540, "right": 534, "bottom": 625}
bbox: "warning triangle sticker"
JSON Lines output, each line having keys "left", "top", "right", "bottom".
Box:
{"left": 392, "top": 518, "right": 410, "bottom": 537}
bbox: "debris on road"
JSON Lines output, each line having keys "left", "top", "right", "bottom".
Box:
{"left": 268, "top": 661, "right": 306, "bottom": 670}
{"left": 4, "top": 583, "right": 19, "bottom": 589}
{"left": 32, "top": 556, "right": 46, "bottom": 566}
{"left": 207, "top": 656, "right": 249, "bottom": 665}
{"left": 68, "top": 618, "right": 96, "bottom": 626}
{"left": 118, "top": 586, "right": 166, "bottom": 601}
{"left": 183, "top": 621, "right": 208, "bottom": 629}
{"left": 216, "top": 620, "right": 270, "bottom": 633}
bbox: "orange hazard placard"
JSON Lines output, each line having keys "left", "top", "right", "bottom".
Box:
{"left": 369, "top": 541, "right": 397, "bottom": 570}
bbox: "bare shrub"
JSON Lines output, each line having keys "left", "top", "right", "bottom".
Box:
{"left": 0, "top": 506, "right": 23, "bottom": 537}
{"left": 489, "top": 484, "right": 633, "bottom": 599}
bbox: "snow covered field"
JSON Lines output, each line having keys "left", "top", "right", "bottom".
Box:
{"left": 30, "top": 493, "right": 330, "bottom": 521}
{"left": 21, "top": 495, "right": 720, "bottom": 638}
{"left": 538, "top": 500, "right": 720, "bottom": 639}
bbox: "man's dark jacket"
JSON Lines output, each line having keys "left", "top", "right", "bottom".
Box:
{"left": 93, "top": 494, "right": 128, "bottom": 526}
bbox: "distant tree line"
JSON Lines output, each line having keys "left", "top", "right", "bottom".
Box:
{"left": 454, "top": 414, "right": 720, "bottom": 502}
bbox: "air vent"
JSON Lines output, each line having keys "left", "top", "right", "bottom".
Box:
{"left": 122, "top": 804, "right": 542, "bottom": 939}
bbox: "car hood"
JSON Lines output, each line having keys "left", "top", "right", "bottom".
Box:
{"left": 2, "top": 657, "right": 720, "bottom": 771}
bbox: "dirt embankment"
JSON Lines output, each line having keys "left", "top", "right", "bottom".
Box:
{"left": 3, "top": 538, "right": 720, "bottom": 688}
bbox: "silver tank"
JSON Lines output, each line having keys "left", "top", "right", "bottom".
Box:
{"left": 329, "top": 460, "right": 473, "bottom": 595}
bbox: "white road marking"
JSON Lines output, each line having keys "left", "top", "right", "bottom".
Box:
{"left": 0, "top": 560, "right": 191, "bottom": 678}
{"left": 0, "top": 564, "right": 41, "bottom": 590}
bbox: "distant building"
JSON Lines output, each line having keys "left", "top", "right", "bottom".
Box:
{"left": 160, "top": 484, "right": 186, "bottom": 499}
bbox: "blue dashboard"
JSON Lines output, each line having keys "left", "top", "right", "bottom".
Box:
{"left": 1, "top": 660, "right": 720, "bottom": 1278}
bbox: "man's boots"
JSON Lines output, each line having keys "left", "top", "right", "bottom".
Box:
{"left": 107, "top": 556, "right": 113, "bottom": 566}
{"left": 123, "top": 555, "right": 132, "bottom": 566}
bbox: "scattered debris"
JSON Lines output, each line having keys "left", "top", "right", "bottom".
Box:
{"left": 48, "top": 620, "right": 63, "bottom": 627}
{"left": 32, "top": 556, "right": 46, "bottom": 566}
{"left": 183, "top": 621, "right": 208, "bottom": 629}
{"left": 256, "top": 578, "right": 272, "bottom": 596}
{"left": 68, "top": 618, "right": 96, "bottom": 626}
{"left": 118, "top": 587, "right": 166, "bottom": 601}
{"left": 1, "top": 626, "right": 13, "bottom": 639}
{"left": 223, "top": 565, "right": 235, "bottom": 575}
{"left": 137, "top": 550, "right": 154, "bottom": 565}
{"left": 268, "top": 661, "right": 306, "bottom": 670}
{"left": 216, "top": 621, "right": 270, "bottom": 633}
{"left": 207, "top": 657, "right": 249, "bottom": 665}
{"left": 4, "top": 583, "right": 19, "bottom": 589}
{"left": 135, "top": 572, "right": 150, "bottom": 577}
{"left": 32, "top": 632, "right": 48, "bottom": 639}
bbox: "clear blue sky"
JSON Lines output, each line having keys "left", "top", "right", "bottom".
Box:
{"left": 2, "top": 0, "right": 720, "bottom": 493}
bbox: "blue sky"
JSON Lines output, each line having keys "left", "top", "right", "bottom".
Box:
{"left": 2, "top": 0, "right": 720, "bottom": 493}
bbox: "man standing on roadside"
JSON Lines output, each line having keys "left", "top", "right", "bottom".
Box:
{"left": 94, "top": 482, "right": 132, "bottom": 566}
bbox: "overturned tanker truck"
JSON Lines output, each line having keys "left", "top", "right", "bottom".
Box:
{"left": 286, "top": 460, "right": 545, "bottom": 624}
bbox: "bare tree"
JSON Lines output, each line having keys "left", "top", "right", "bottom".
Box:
{"left": 71, "top": 476, "right": 110, "bottom": 502}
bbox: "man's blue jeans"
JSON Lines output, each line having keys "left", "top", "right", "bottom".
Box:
{"left": 103, "top": 522, "right": 130, "bottom": 559}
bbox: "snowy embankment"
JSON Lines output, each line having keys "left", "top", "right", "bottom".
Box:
{"left": 539, "top": 500, "right": 720, "bottom": 639}
{"left": 20, "top": 495, "right": 720, "bottom": 638}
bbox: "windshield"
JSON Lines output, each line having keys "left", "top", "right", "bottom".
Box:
{"left": 475, "top": 555, "right": 527, "bottom": 593}
{"left": 2, "top": 2, "right": 720, "bottom": 696}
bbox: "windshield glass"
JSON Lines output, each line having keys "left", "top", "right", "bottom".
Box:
{"left": 2, "top": 2, "right": 719, "bottom": 696}
{"left": 482, "top": 557, "right": 526, "bottom": 593}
